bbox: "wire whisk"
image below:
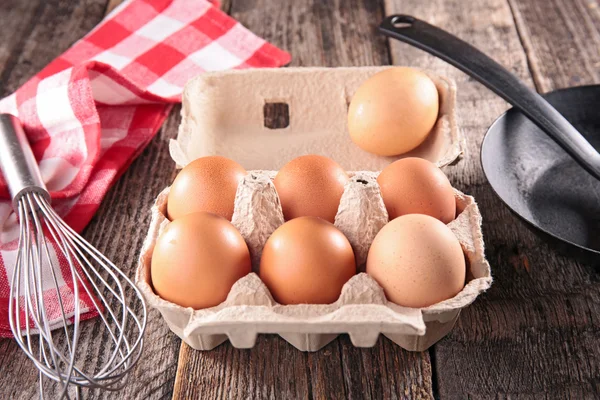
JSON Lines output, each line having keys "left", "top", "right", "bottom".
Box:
{"left": 0, "top": 114, "right": 147, "bottom": 398}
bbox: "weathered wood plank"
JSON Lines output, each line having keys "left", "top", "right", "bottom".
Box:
{"left": 0, "top": 0, "right": 106, "bottom": 96}
{"left": 385, "top": 0, "right": 600, "bottom": 398}
{"left": 172, "top": 1, "right": 435, "bottom": 399}
{"left": 508, "top": 0, "right": 600, "bottom": 90}
{"left": 230, "top": 0, "right": 389, "bottom": 67}
{"left": 174, "top": 336, "right": 312, "bottom": 400}
{"left": 0, "top": 1, "right": 183, "bottom": 399}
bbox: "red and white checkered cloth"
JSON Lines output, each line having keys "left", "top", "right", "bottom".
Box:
{"left": 0, "top": 0, "right": 290, "bottom": 337}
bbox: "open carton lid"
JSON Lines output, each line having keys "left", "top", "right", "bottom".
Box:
{"left": 171, "top": 67, "right": 464, "bottom": 170}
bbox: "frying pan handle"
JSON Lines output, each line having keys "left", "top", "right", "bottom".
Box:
{"left": 380, "top": 15, "right": 600, "bottom": 180}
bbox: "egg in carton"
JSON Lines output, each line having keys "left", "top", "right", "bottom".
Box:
{"left": 135, "top": 67, "right": 492, "bottom": 351}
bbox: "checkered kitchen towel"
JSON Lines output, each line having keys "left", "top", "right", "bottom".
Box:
{"left": 0, "top": 0, "right": 290, "bottom": 337}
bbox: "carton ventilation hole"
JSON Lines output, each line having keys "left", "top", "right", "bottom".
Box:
{"left": 264, "top": 102, "right": 289, "bottom": 129}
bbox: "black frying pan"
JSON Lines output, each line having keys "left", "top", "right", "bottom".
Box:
{"left": 379, "top": 15, "right": 600, "bottom": 257}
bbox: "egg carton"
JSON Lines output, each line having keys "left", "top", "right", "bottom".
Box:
{"left": 135, "top": 170, "right": 491, "bottom": 352}
{"left": 135, "top": 66, "right": 492, "bottom": 352}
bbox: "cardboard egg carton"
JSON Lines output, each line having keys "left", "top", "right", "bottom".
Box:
{"left": 135, "top": 67, "right": 493, "bottom": 352}
{"left": 136, "top": 176, "right": 491, "bottom": 351}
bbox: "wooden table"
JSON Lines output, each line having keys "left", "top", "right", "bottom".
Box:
{"left": 1, "top": 0, "right": 599, "bottom": 398}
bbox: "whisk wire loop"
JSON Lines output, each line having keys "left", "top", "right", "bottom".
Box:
{"left": 1, "top": 113, "right": 146, "bottom": 397}
{"left": 7, "top": 191, "right": 147, "bottom": 394}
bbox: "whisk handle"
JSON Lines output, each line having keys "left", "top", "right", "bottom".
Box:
{"left": 0, "top": 114, "right": 50, "bottom": 207}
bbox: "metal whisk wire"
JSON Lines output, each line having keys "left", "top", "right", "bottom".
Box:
{"left": 1, "top": 114, "right": 147, "bottom": 398}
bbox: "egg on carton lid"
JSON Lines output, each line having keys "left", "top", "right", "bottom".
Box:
{"left": 135, "top": 170, "right": 492, "bottom": 352}
{"left": 170, "top": 67, "right": 464, "bottom": 170}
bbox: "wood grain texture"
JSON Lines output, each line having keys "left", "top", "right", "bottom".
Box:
{"left": 385, "top": 0, "right": 600, "bottom": 398}
{"left": 172, "top": 1, "right": 434, "bottom": 399}
{"left": 0, "top": 0, "right": 107, "bottom": 96}
{"left": 508, "top": 0, "right": 600, "bottom": 90}
{"left": 230, "top": 0, "right": 389, "bottom": 67}
{"left": 174, "top": 335, "right": 434, "bottom": 400}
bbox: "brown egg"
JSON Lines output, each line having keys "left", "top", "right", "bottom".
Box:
{"left": 273, "top": 155, "right": 349, "bottom": 223}
{"left": 167, "top": 156, "right": 246, "bottom": 221}
{"left": 348, "top": 67, "right": 439, "bottom": 156}
{"left": 151, "top": 212, "right": 251, "bottom": 309}
{"left": 260, "top": 217, "right": 356, "bottom": 304}
{"left": 377, "top": 157, "right": 456, "bottom": 223}
{"left": 366, "top": 214, "right": 466, "bottom": 308}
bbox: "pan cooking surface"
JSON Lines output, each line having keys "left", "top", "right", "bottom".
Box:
{"left": 481, "top": 85, "right": 600, "bottom": 253}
